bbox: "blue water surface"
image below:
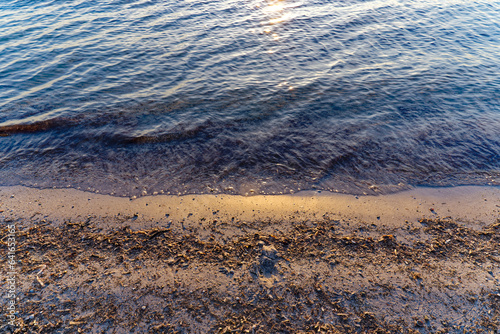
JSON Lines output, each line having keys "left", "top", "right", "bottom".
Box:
{"left": 0, "top": 0, "right": 499, "bottom": 196}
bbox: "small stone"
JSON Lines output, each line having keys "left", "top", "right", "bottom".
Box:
{"left": 415, "top": 319, "right": 424, "bottom": 327}
{"left": 258, "top": 245, "right": 280, "bottom": 275}
{"left": 261, "top": 245, "right": 279, "bottom": 259}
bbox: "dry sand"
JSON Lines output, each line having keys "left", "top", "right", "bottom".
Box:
{"left": 1, "top": 185, "right": 499, "bottom": 333}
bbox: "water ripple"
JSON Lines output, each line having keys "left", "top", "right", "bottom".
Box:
{"left": 0, "top": 0, "right": 499, "bottom": 195}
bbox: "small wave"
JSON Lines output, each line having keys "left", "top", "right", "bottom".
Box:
{"left": 0, "top": 117, "right": 81, "bottom": 135}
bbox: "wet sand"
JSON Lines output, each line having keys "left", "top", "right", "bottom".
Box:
{"left": 1, "top": 186, "right": 499, "bottom": 333}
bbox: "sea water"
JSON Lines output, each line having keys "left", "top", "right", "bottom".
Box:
{"left": 0, "top": 0, "right": 499, "bottom": 196}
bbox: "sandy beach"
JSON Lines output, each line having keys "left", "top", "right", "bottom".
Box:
{"left": 1, "top": 185, "right": 499, "bottom": 333}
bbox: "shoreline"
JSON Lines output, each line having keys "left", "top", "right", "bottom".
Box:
{"left": 1, "top": 185, "right": 499, "bottom": 333}
{"left": 1, "top": 185, "right": 499, "bottom": 229}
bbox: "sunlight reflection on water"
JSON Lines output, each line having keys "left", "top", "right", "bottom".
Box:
{"left": 0, "top": 0, "right": 498, "bottom": 196}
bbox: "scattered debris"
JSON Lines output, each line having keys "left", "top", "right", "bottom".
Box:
{"left": 3, "top": 216, "right": 499, "bottom": 333}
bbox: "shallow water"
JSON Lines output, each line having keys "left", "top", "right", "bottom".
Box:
{"left": 0, "top": 0, "right": 499, "bottom": 196}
